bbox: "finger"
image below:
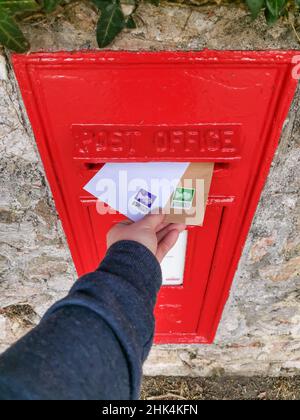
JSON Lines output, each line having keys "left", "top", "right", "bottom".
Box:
{"left": 136, "top": 213, "right": 166, "bottom": 230}
{"left": 171, "top": 223, "right": 187, "bottom": 233}
{"left": 155, "top": 222, "right": 170, "bottom": 233}
{"left": 157, "top": 224, "right": 177, "bottom": 243}
{"left": 156, "top": 230, "right": 180, "bottom": 263}
{"left": 157, "top": 223, "right": 186, "bottom": 242}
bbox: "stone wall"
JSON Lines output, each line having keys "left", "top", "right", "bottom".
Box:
{"left": 0, "top": 2, "right": 299, "bottom": 376}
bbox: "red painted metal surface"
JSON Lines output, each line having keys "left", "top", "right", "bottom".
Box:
{"left": 12, "top": 51, "right": 298, "bottom": 344}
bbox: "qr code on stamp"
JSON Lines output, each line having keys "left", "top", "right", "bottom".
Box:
{"left": 132, "top": 200, "right": 150, "bottom": 214}
{"left": 133, "top": 188, "right": 157, "bottom": 214}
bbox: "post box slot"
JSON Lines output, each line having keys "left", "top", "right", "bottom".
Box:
{"left": 83, "top": 161, "right": 231, "bottom": 171}
{"left": 84, "top": 163, "right": 105, "bottom": 171}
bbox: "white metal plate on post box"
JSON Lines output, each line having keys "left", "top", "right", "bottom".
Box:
{"left": 161, "top": 230, "right": 188, "bottom": 286}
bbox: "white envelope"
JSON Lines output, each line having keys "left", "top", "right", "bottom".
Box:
{"left": 84, "top": 162, "right": 189, "bottom": 222}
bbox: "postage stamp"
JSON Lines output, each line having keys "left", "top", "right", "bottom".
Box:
{"left": 171, "top": 187, "right": 195, "bottom": 210}
{"left": 132, "top": 188, "right": 157, "bottom": 214}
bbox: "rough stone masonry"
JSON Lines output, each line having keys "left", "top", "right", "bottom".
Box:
{"left": 0, "top": 2, "right": 299, "bottom": 376}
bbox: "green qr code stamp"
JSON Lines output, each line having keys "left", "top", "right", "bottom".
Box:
{"left": 172, "top": 187, "right": 195, "bottom": 210}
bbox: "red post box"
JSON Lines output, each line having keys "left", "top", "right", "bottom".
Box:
{"left": 12, "top": 51, "right": 298, "bottom": 344}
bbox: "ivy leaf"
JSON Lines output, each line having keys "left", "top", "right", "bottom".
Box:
{"left": 0, "top": 0, "right": 40, "bottom": 14}
{"left": 246, "top": 0, "right": 265, "bottom": 18}
{"left": 43, "top": 0, "right": 62, "bottom": 13}
{"left": 94, "top": 0, "right": 126, "bottom": 48}
{"left": 0, "top": 8, "right": 29, "bottom": 52}
{"left": 92, "top": 0, "right": 116, "bottom": 12}
{"left": 264, "top": 8, "right": 277, "bottom": 23}
{"left": 266, "top": 0, "right": 286, "bottom": 18}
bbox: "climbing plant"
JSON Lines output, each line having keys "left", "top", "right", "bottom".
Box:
{"left": 0, "top": 0, "right": 299, "bottom": 52}
{"left": 246, "top": 0, "right": 296, "bottom": 23}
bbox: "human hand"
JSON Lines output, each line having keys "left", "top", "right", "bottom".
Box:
{"left": 107, "top": 214, "right": 186, "bottom": 263}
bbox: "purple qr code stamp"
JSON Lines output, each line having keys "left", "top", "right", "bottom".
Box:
{"left": 134, "top": 188, "right": 157, "bottom": 210}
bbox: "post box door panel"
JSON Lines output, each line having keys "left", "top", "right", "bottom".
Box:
{"left": 12, "top": 51, "right": 298, "bottom": 344}
{"left": 81, "top": 200, "right": 223, "bottom": 335}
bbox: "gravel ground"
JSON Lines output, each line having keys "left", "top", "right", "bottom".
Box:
{"left": 141, "top": 377, "right": 300, "bottom": 400}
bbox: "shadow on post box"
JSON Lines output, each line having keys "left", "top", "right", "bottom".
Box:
{"left": 12, "top": 51, "right": 299, "bottom": 344}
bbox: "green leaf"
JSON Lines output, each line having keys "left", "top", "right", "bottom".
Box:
{"left": 95, "top": 0, "right": 126, "bottom": 48}
{"left": 0, "top": 0, "right": 40, "bottom": 14}
{"left": 0, "top": 8, "right": 29, "bottom": 52}
{"left": 246, "top": 0, "right": 265, "bottom": 18}
{"left": 264, "top": 7, "right": 279, "bottom": 24}
{"left": 92, "top": 0, "right": 111, "bottom": 11}
{"left": 43, "top": 0, "right": 62, "bottom": 13}
{"left": 266, "top": 0, "right": 286, "bottom": 17}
